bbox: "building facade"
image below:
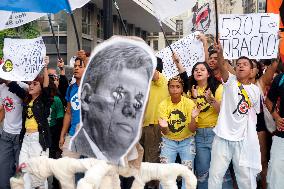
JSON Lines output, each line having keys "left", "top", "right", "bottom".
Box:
{"left": 37, "top": 0, "right": 175, "bottom": 67}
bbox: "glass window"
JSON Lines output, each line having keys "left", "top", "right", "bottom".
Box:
{"left": 82, "top": 4, "right": 92, "bottom": 35}
{"left": 153, "top": 40, "right": 158, "bottom": 51}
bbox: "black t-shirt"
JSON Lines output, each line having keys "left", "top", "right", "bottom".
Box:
{"left": 267, "top": 73, "right": 284, "bottom": 138}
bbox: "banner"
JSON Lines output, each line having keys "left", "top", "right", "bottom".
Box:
{"left": 219, "top": 13, "right": 279, "bottom": 60}
{"left": 152, "top": 0, "right": 195, "bottom": 20}
{"left": 156, "top": 32, "right": 205, "bottom": 79}
{"left": 0, "top": 0, "right": 90, "bottom": 31}
{"left": 186, "top": 0, "right": 216, "bottom": 35}
{"left": 0, "top": 37, "right": 46, "bottom": 81}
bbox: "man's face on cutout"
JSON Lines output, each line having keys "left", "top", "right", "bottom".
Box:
{"left": 82, "top": 69, "right": 148, "bottom": 162}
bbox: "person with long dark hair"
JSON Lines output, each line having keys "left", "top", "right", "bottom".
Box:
{"left": 188, "top": 62, "right": 232, "bottom": 189}
{"left": 7, "top": 56, "right": 51, "bottom": 189}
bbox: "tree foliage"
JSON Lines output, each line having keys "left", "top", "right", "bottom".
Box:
{"left": 0, "top": 22, "right": 40, "bottom": 58}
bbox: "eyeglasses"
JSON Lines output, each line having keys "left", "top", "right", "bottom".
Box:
{"left": 48, "top": 74, "right": 59, "bottom": 79}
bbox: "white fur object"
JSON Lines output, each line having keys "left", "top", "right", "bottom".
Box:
{"left": 10, "top": 157, "right": 197, "bottom": 189}
{"left": 118, "top": 162, "right": 197, "bottom": 189}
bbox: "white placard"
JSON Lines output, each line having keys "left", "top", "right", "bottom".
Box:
{"left": 186, "top": 0, "right": 216, "bottom": 35}
{"left": 0, "top": 37, "right": 46, "bottom": 81}
{"left": 219, "top": 13, "right": 279, "bottom": 60}
{"left": 156, "top": 32, "right": 205, "bottom": 79}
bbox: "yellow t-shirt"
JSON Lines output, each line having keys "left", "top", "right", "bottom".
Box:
{"left": 191, "top": 85, "right": 223, "bottom": 128}
{"left": 158, "top": 96, "right": 196, "bottom": 141}
{"left": 25, "top": 100, "right": 38, "bottom": 130}
{"left": 143, "top": 73, "right": 169, "bottom": 127}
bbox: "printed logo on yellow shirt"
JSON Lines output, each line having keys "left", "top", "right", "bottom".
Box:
{"left": 27, "top": 105, "right": 34, "bottom": 119}
{"left": 168, "top": 109, "right": 186, "bottom": 133}
{"left": 196, "top": 95, "right": 210, "bottom": 113}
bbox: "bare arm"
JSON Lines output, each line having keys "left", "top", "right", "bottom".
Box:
{"left": 226, "top": 61, "right": 236, "bottom": 75}
{"left": 215, "top": 42, "right": 229, "bottom": 82}
{"left": 196, "top": 33, "right": 209, "bottom": 64}
{"left": 158, "top": 118, "right": 170, "bottom": 135}
{"left": 188, "top": 108, "right": 200, "bottom": 132}
{"left": 172, "top": 52, "right": 185, "bottom": 73}
{"left": 59, "top": 102, "right": 72, "bottom": 148}
{"left": 0, "top": 105, "right": 4, "bottom": 123}
{"left": 266, "top": 97, "right": 284, "bottom": 130}
{"left": 259, "top": 59, "right": 279, "bottom": 90}
{"left": 43, "top": 56, "right": 49, "bottom": 88}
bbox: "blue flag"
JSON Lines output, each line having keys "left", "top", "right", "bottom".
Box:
{"left": 0, "top": 0, "right": 72, "bottom": 13}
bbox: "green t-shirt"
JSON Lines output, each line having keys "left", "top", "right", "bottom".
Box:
{"left": 48, "top": 96, "right": 64, "bottom": 127}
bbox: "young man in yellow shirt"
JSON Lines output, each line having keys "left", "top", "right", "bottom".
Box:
{"left": 158, "top": 76, "right": 199, "bottom": 189}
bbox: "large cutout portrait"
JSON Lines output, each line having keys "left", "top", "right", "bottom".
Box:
{"left": 70, "top": 37, "right": 156, "bottom": 165}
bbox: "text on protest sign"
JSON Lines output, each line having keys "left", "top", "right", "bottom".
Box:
{"left": 156, "top": 32, "right": 205, "bottom": 79}
{"left": 219, "top": 13, "right": 279, "bottom": 59}
{"left": 0, "top": 37, "right": 46, "bottom": 81}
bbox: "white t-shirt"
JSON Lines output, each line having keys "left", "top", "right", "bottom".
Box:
{"left": 214, "top": 73, "right": 260, "bottom": 141}
{"left": 0, "top": 82, "right": 28, "bottom": 134}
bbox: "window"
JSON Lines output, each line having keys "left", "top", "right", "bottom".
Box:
{"left": 153, "top": 32, "right": 159, "bottom": 36}
{"left": 176, "top": 20, "right": 183, "bottom": 34}
{"left": 153, "top": 40, "right": 158, "bottom": 51}
{"left": 97, "top": 10, "right": 104, "bottom": 39}
{"left": 82, "top": 4, "right": 92, "bottom": 35}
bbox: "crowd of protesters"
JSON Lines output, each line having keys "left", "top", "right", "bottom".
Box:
{"left": 0, "top": 34, "right": 283, "bottom": 189}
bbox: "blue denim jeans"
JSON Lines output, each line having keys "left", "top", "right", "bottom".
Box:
{"left": 195, "top": 128, "right": 233, "bottom": 189}
{"left": 0, "top": 130, "right": 21, "bottom": 189}
{"left": 160, "top": 136, "right": 196, "bottom": 189}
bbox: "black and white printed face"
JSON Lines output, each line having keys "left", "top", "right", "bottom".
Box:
{"left": 75, "top": 37, "right": 155, "bottom": 164}
{"left": 85, "top": 69, "right": 147, "bottom": 161}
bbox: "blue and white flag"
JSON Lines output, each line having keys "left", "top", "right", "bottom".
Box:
{"left": 0, "top": 0, "right": 72, "bottom": 14}
{"left": 0, "top": 0, "right": 90, "bottom": 31}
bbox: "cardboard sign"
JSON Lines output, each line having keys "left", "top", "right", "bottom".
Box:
{"left": 219, "top": 13, "right": 279, "bottom": 59}
{"left": 0, "top": 37, "right": 46, "bottom": 81}
{"left": 156, "top": 32, "right": 205, "bottom": 79}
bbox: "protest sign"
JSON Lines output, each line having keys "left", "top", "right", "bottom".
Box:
{"left": 186, "top": 0, "right": 216, "bottom": 35}
{"left": 0, "top": 37, "right": 46, "bottom": 81}
{"left": 219, "top": 13, "right": 279, "bottom": 59}
{"left": 156, "top": 32, "right": 205, "bottom": 79}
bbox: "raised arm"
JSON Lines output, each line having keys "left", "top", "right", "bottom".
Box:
{"left": 215, "top": 41, "right": 229, "bottom": 82}
{"left": 43, "top": 56, "right": 50, "bottom": 88}
{"left": 172, "top": 52, "right": 185, "bottom": 73}
{"left": 259, "top": 59, "right": 279, "bottom": 91}
{"left": 196, "top": 33, "right": 209, "bottom": 64}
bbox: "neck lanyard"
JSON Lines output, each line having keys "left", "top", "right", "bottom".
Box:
{"left": 237, "top": 82, "right": 251, "bottom": 108}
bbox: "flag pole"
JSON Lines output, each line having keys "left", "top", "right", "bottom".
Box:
{"left": 47, "top": 14, "right": 61, "bottom": 60}
{"left": 112, "top": 0, "right": 128, "bottom": 36}
{"left": 157, "top": 19, "right": 174, "bottom": 53}
{"left": 214, "top": 0, "right": 219, "bottom": 41}
{"left": 70, "top": 13, "right": 81, "bottom": 50}
{"left": 65, "top": 0, "right": 81, "bottom": 50}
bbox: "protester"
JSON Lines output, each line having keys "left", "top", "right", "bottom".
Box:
{"left": 187, "top": 62, "right": 232, "bottom": 189}
{"left": 158, "top": 75, "right": 199, "bottom": 189}
{"left": 140, "top": 57, "right": 168, "bottom": 189}
{"left": 265, "top": 69, "right": 284, "bottom": 189}
{"left": 0, "top": 79, "right": 28, "bottom": 189}
{"left": 59, "top": 57, "right": 85, "bottom": 158}
{"left": 7, "top": 56, "right": 51, "bottom": 189}
{"left": 208, "top": 43, "right": 261, "bottom": 189}
{"left": 249, "top": 59, "right": 279, "bottom": 189}
{"left": 207, "top": 49, "right": 235, "bottom": 82}
{"left": 47, "top": 71, "right": 65, "bottom": 189}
